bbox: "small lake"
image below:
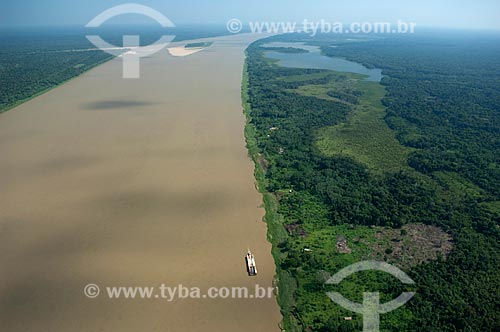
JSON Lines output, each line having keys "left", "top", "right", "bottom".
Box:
{"left": 262, "top": 42, "right": 383, "bottom": 82}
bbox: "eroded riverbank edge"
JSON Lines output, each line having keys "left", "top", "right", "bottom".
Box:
{"left": 241, "top": 54, "right": 296, "bottom": 330}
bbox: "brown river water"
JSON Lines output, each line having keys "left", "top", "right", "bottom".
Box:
{"left": 0, "top": 33, "right": 281, "bottom": 331}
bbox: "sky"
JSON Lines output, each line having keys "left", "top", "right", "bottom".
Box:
{"left": 1, "top": 0, "right": 500, "bottom": 30}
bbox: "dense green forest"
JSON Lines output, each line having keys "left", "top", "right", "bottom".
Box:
{"left": 0, "top": 31, "right": 112, "bottom": 112}
{"left": 0, "top": 25, "right": 232, "bottom": 113}
{"left": 243, "top": 31, "right": 500, "bottom": 331}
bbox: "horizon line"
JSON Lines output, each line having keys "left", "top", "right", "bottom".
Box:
{"left": 1, "top": 23, "right": 500, "bottom": 33}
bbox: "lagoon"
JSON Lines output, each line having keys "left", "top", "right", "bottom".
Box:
{"left": 263, "top": 42, "right": 383, "bottom": 82}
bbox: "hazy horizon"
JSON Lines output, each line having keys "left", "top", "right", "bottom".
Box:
{"left": 2, "top": 0, "right": 500, "bottom": 30}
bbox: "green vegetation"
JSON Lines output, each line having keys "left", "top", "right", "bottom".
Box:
{"left": 0, "top": 31, "right": 113, "bottom": 113}
{"left": 282, "top": 71, "right": 413, "bottom": 172}
{"left": 185, "top": 42, "right": 213, "bottom": 48}
{"left": 244, "top": 33, "right": 500, "bottom": 331}
{"left": 0, "top": 26, "right": 232, "bottom": 114}
{"left": 262, "top": 46, "right": 310, "bottom": 54}
{"left": 242, "top": 66, "right": 299, "bottom": 330}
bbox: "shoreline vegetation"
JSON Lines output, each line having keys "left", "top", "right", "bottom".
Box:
{"left": 243, "top": 33, "right": 500, "bottom": 331}
{"left": 185, "top": 41, "right": 213, "bottom": 48}
{"left": 242, "top": 45, "right": 419, "bottom": 331}
{"left": 0, "top": 56, "right": 113, "bottom": 114}
{"left": 242, "top": 64, "right": 295, "bottom": 330}
{"left": 241, "top": 42, "right": 417, "bottom": 331}
{"left": 0, "top": 27, "right": 232, "bottom": 115}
